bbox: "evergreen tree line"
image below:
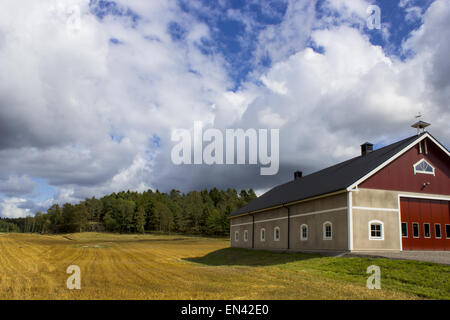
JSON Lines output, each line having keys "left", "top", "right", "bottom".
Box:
{"left": 1, "top": 188, "right": 257, "bottom": 235}
{"left": 0, "top": 219, "right": 21, "bottom": 232}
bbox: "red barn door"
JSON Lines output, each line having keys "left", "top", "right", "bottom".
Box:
{"left": 400, "top": 198, "right": 449, "bottom": 251}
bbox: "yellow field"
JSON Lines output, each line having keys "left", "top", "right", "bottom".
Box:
{"left": 0, "top": 232, "right": 423, "bottom": 299}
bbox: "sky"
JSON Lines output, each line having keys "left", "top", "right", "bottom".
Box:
{"left": 0, "top": 0, "right": 449, "bottom": 218}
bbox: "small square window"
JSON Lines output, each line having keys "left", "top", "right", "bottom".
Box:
{"left": 371, "top": 224, "right": 381, "bottom": 237}
{"left": 401, "top": 222, "right": 408, "bottom": 238}
{"left": 435, "top": 224, "right": 441, "bottom": 239}
{"left": 274, "top": 227, "right": 280, "bottom": 241}
{"left": 300, "top": 225, "right": 308, "bottom": 241}
{"left": 369, "top": 221, "right": 383, "bottom": 240}
{"left": 323, "top": 222, "right": 332, "bottom": 240}
{"left": 413, "top": 223, "right": 419, "bottom": 238}
{"left": 424, "top": 223, "right": 430, "bottom": 238}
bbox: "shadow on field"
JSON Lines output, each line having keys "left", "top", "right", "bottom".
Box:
{"left": 184, "top": 248, "right": 323, "bottom": 267}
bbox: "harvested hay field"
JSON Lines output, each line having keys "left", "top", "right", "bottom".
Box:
{"left": 0, "top": 233, "right": 448, "bottom": 299}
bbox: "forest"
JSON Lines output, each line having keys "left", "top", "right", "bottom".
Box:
{"left": 0, "top": 188, "right": 257, "bottom": 235}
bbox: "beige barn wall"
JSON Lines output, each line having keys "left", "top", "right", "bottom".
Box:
{"left": 253, "top": 207, "right": 289, "bottom": 250}
{"left": 229, "top": 214, "right": 254, "bottom": 249}
{"left": 288, "top": 193, "right": 348, "bottom": 251}
{"left": 351, "top": 188, "right": 450, "bottom": 251}
{"left": 230, "top": 192, "right": 349, "bottom": 251}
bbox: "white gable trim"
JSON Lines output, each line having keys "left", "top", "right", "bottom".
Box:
{"left": 346, "top": 133, "right": 449, "bottom": 191}
{"left": 426, "top": 134, "right": 450, "bottom": 157}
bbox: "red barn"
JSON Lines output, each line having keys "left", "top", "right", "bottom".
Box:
{"left": 230, "top": 122, "right": 450, "bottom": 252}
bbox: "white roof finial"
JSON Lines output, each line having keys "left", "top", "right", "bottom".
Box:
{"left": 411, "top": 114, "right": 430, "bottom": 135}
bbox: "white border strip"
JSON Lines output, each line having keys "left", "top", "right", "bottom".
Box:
{"left": 352, "top": 206, "right": 399, "bottom": 212}
{"left": 289, "top": 206, "right": 347, "bottom": 219}
{"left": 426, "top": 134, "right": 450, "bottom": 157}
{"left": 348, "top": 192, "right": 353, "bottom": 251}
{"left": 398, "top": 194, "right": 450, "bottom": 201}
{"left": 230, "top": 221, "right": 254, "bottom": 227}
{"left": 256, "top": 216, "right": 289, "bottom": 224}
{"left": 231, "top": 207, "right": 347, "bottom": 227}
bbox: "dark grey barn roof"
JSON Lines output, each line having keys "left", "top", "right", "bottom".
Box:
{"left": 231, "top": 133, "right": 425, "bottom": 217}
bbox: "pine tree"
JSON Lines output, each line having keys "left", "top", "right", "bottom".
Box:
{"left": 135, "top": 206, "right": 146, "bottom": 234}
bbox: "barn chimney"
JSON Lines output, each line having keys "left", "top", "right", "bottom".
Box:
{"left": 361, "top": 142, "right": 373, "bottom": 156}
{"left": 294, "top": 171, "right": 303, "bottom": 180}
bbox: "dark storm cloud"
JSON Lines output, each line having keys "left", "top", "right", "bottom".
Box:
{"left": 0, "top": 143, "right": 136, "bottom": 188}
{"left": 152, "top": 162, "right": 319, "bottom": 194}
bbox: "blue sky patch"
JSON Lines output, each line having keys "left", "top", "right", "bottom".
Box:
{"left": 168, "top": 22, "right": 187, "bottom": 41}
{"left": 32, "top": 178, "right": 57, "bottom": 203}
{"left": 89, "top": 0, "right": 139, "bottom": 25}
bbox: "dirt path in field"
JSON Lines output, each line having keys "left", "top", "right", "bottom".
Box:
{"left": 0, "top": 233, "right": 418, "bottom": 300}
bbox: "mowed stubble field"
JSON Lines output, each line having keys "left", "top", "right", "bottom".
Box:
{"left": 0, "top": 232, "right": 448, "bottom": 299}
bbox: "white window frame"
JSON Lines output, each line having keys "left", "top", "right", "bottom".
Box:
{"left": 368, "top": 220, "right": 384, "bottom": 240}
{"left": 413, "top": 159, "right": 435, "bottom": 175}
{"left": 235, "top": 231, "right": 239, "bottom": 242}
{"left": 260, "top": 228, "right": 266, "bottom": 242}
{"left": 401, "top": 222, "right": 408, "bottom": 238}
{"left": 412, "top": 222, "right": 420, "bottom": 238}
{"left": 446, "top": 224, "right": 450, "bottom": 239}
{"left": 300, "top": 224, "right": 308, "bottom": 241}
{"left": 244, "top": 230, "right": 248, "bottom": 242}
{"left": 274, "top": 226, "right": 280, "bottom": 241}
{"left": 323, "top": 221, "right": 332, "bottom": 240}
{"left": 434, "top": 224, "right": 441, "bottom": 239}
{"left": 423, "top": 223, "right": 431, "bottom": 238}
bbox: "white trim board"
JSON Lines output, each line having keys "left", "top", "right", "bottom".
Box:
{"left": 426, "top": 133, "right": 450, "bottom": 157}
{"left": 347, "top": 191, "right": 353, "bottom": 251}
{"left": 256, "top": 216, "right": 288, "bottom": 224}
{"left": 398, "top": 194, "right": 450, "bottom": 201}
{"left": 352, "top": 206, "right": 399, "bottom": 212}
{"left": 230, "top": 221, "right": 254, "bottom": 227}
{"left": 230, "top": 206, "right": 348, "bottom": 227}
{"left": 289, "top": 206, "right": 348, "bottom": 219}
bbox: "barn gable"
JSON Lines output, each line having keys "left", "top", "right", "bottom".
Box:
{"left": 359, "top": 136, "right": 450, "bottom": 195}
